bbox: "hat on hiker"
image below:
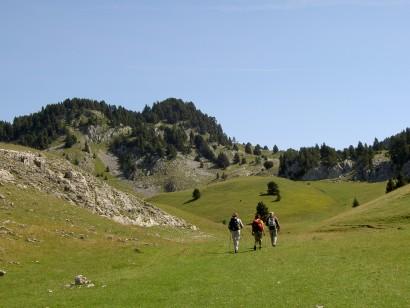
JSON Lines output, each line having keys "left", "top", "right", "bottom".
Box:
{"left": 232, "top": 212, "right": 238, "bottom": 217}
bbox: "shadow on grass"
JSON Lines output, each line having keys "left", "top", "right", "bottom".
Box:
{"left": 259, "top": 192, "right": 280, "bottom": 202}
{"left": 206, "top": 248, "right": 259, "bottom": 255}
{"left": 183, "top": 199, "right": 197, "bottom": 204}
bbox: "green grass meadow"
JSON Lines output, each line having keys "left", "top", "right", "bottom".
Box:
{"left": 0, "top": 174, "right": 409, "bottom": 307}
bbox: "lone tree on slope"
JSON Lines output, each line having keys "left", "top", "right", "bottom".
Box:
{"left": 267, "top": 181, "right": 281, "bottom": 201}
{"left": 192, "top": 188, "right": 201, "bottom": 200}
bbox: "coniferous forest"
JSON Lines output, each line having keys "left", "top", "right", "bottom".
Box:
{"left": 0, "top": 97, "right": 409, "bottom": 182}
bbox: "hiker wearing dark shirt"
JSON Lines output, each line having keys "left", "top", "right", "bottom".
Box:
{"left": 228, "top": 213, "right": 244, "bottom": 253}
{"left": 266, "top": 212, "right": 280, "bottom": 247}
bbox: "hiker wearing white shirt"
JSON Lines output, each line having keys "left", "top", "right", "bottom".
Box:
{"left": 266, "top": 212, "right": 280, "bottom": 247}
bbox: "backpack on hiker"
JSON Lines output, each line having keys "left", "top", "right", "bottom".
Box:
{"left": 266, "top": 216, "right": 276, "bottom": 230}
{"left": 228, "top": 217, "right": 240, "bottom": 231}
{"left": 267, "top": 216, "right": 280, "bottom": 231}
{"left": 252, "top": 219, "right": 264, "bottom": 233}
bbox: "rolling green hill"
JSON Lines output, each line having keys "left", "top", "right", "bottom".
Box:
{"left": 149, "top": 177, "right": 386, "bottom": 232}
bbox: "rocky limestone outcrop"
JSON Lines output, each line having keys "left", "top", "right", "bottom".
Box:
{"left": 364, "top": 160, "right": 394, "bottom": 182}
{"left": 86, "top": 125, "right": 131, "bottom": 144}
{"left": 302, "top": 160, "right": 354, "bottom": 181}
{"left": 127, "top": 155, "right": 215, "bottom": 197}
{"left": 0, "top": 149, "right": 191, "bottom": 228}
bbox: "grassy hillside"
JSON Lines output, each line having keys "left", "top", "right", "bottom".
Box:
{"left": 320, "top": 183, "right": 410, "bottom": 231}
{"left": 149, "top": 177, "right": 386, "bottom": 232}
{"left": 1, "top": 172, "right": 409, "bottom": 307}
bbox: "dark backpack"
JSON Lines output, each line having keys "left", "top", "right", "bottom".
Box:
{"left": 228, "top": 217, "right": 240, "bottom": 231}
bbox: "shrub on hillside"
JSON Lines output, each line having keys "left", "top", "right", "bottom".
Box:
{"left": 64, "top": 134, "right": 77, "bottom": 148}
{"left": 233, "top": 153, "right": 240, "bottom": 164}
{"left": 216, "top": 152, "right": 230, "bottom": 169}
{"left": 256, "top": 201, "right": 269, "bottom": 221}
{"left": 267, "top": 181, "right": 281, "bottom": 201}
{"left": 164, "top": 179, "right": 177, "bottom": 192}
{"left": 264, "top": 161, "right": 274, "bottom": 170}
{"left": 192, "top": 188, "right": 201, "bottom": 200}
{"left": 386, "top": 175, "right": 408, "bottom": 193}
{"left": 352, "top": 197, "right": 360, "bottom": 207}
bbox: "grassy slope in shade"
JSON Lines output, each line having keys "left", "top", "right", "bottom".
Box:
{"left": 1, "top": 165, "right": 409, "bottom": 306}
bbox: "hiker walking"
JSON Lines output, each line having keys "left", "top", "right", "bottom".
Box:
{"left": 266, "top": 212, "right": 280, "bottom": 247}
{"left": 228, "top": 213, "right": 244, "bottom": 253}
{"left": 252, "top": 214, "right": 265, "bottom": 250}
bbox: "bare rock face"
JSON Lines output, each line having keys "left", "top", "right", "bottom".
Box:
{"left": 0, "top": 149, "right": 191, "bottom": 228}
{"left": 86, "top": 125, "right": 131, "bottom": 144}
{"left": 302, "top": 160, "right": 354, "bottom": 181}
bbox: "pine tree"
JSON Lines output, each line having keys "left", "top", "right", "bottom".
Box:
{"left": 256, "top": 202, "right": 269, "bottom": 221}
{"left": 245, "top": 142, "right": 252, "bottom": 154}
{"left": 253, "top": 144, "right": 262, "bottom": 156}
{"left": 216, "top": 152, "right": 230, "bottom": 169}
{"left": 386, "top": 178, "right": 395, "bottom": 193}
{"left": 233, "top": 153, "right": 240, "bottom": 164}
{"left": 352, "top": 197, "right": 360, "bottom": 207}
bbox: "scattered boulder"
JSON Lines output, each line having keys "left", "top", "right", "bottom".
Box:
{"left": 75, "top": 275, "right": 89, "bottom": 285}
{"left": 64, "top": 171, "right": 74, "bottom": 179}
{"left": 0, "top": 270, "right": 6, "bottom": 276}
{"left": 33, "top": 158, "right": 45, "bottom": 170}
{"left": 0, "top": 169, "right": 15, "bottom": 182}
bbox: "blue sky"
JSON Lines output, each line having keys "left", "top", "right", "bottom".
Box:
{"left": 1, "top": 0, "right": 409, "bottom": 149}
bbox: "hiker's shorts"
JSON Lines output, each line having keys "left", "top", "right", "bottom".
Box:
{"left": 269, "top": 228, "right": 277, "bottom": 237}
{"left": 254, "top": 231, "right": 263, "bottom": 241}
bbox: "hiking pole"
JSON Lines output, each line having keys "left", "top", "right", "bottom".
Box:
{"left": 227, "top": 232, "right": 231, "bottom": 253}
{"left": 264, "top": 232, "right": 267, "bottom": 249}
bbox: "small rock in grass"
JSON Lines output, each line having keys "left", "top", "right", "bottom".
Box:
{"left": 0, "top": 270, "right": 6, "bottom": 276}
{"left": 48, "top": 289, "right": 53, "bottom": 293}
{"left": 75, "top": 275, "right": 89, "bottom": 285}
{"left": 87, "top": 283, "right": 95, "bottom": 288}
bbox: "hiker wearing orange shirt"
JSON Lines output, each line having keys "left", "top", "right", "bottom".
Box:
{"left": 251, "top": 214, "right": 265, "bottom": 250}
